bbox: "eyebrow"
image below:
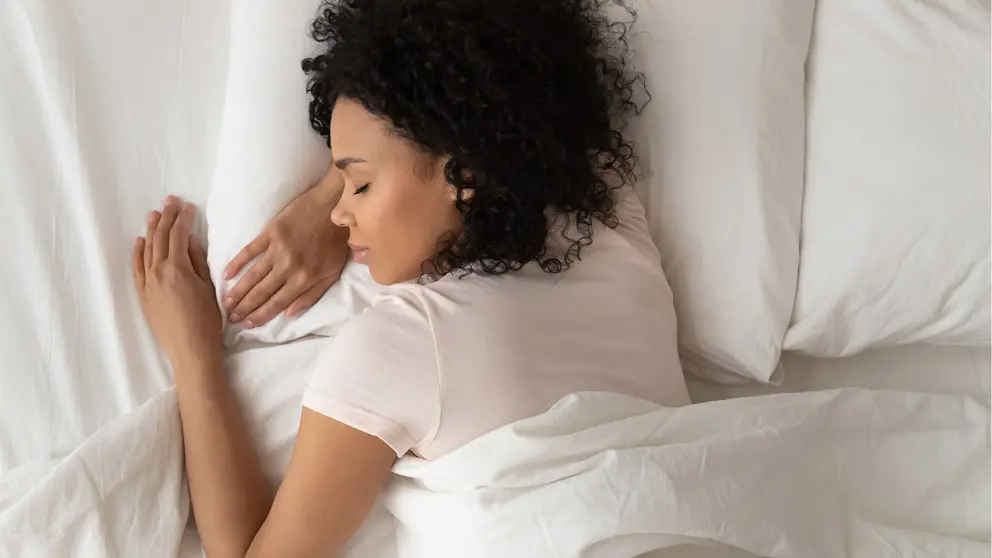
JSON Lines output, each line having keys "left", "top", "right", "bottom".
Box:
{"left": 334, "top": 157, "right": 367, "bottom": 170}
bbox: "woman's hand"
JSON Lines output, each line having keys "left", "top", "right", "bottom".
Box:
{"left": 222, "top": 171, "right": 349, "bottom": 328}
{"left": 133, "top": 196, "right": 221, "bottom": 361}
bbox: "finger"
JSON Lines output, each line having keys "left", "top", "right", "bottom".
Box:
{"left": 285, "top": 275, "right": 337, "bottom": 317}
{"left": 232, "top": 272, "right": 286, "bottom": 326}
{"left": 223, "top": 258, "right": 274, "bottom": 313}
{"left": 245, "top": 280, "right": 307, "bottom": 327}
{"left": 132, "top": 238, "right": 146, "bottom": 289}
{"left": 154, "top": 196, "right": 181, "bottom": 263}
{"left": 144, "top": 211, "right": 159, "bottom": 272}
{"left": 189, "top": 235, "right": 212, "bottom": 286}
{"left": 224, "top": 235, "right": 270, "bottom": 281}
{"left": 169, "top": 202, "right": 195, "bottom": 266}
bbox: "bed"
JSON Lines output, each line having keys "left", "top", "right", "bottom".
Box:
{"left": 1, "top": 0, "right": 989, "bottom": 557}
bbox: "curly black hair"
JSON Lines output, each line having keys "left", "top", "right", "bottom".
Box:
{"left": 302, "top": 0, "right": 646, "bottom": 276}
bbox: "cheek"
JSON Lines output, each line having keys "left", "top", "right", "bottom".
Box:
{"left": 359, "top": 183, "right": 428, "bottom": 266}
{"left": 392, "top": 194, "right": 453, "bottom": 272}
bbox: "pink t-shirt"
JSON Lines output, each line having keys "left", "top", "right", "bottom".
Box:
{"left": 302, "top": 190, "right": 689, "bottom": 459}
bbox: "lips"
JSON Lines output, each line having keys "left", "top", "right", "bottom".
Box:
{"left": 349, "top": 243, "right": 370, "bottom": 264}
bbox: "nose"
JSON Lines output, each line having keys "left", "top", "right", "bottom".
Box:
{"left": 330, "top": 193, "right": 355, "bottom": 228}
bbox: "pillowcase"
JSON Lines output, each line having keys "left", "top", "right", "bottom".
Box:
{"left": 623, "top": 0, "right": 816, "bottom": 382}
{"left": 784, "top": 0, "right": 991, "bottom": 356}
{"left": 206, "top": 0, "right": 381, "bottom": 347}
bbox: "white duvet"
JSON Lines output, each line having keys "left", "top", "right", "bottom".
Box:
{"left": 1, "top": 386, "right": 987, "bottom": 558}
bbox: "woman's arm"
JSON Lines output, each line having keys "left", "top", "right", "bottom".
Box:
{"left": 134, "top": 198, "right": 395, "bottom": 558}
{"left": 173, "top": 347, "right": 395, "bottom": 558}
{"left": 171, "top": 349, "right": 272, "bottom": 558}
{"left": 247, "top": 409, "right": 395, "bottom": 557}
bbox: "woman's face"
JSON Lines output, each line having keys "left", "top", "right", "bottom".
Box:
{"left": 329, "top": 97, "right": 463, "bottom": 285}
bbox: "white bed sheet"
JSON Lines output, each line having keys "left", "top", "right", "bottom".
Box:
{"left": 689, "top": 345, "right": 991, "bottom": 403}
{"left": 0, "top": 0, "right": 230, "bottom": 472}
{"left": 6, "top": 346, "right": 985, "bottom": 558}
{"left": 1, "top": 1, "right": 989, "bottom": 555}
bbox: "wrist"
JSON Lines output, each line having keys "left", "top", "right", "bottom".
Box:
{"left": 171, "top": 343, "right": 223, "bottom": 374}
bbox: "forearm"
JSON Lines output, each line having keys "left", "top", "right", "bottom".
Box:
{"left": 173, "top": 349, "right": 272, "bottom": 558}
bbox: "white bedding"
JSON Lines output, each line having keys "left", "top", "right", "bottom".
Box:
{"left": 2, "top": 1, "right": 990, "bottom": 556}
{"left": 0, "top": 0, "right": 230, "bottom": 472}
{"left": 2, "top": 384, "right": 988, "bottom": 558}
{"left": 786, "top": 0, "right": 991, "bottom": 355}
{"left": 689, "top": 346, "right": 991, "bottom": 403}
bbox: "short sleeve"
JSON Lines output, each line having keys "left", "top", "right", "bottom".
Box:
{"left": 302, "top": 289, "right": 441, "bottom": 457}
{"left": 613, "top": 186, "right": 663, "bottom": 264}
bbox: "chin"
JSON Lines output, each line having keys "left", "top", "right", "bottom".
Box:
{"left": 366, "top": 265, "right": 386, "bottom": 285}
{"left": 367, "top": 265, "right": 397, "bottom": 286}
{"left": 367, "top": 263, "right": 421, "bottom": 286}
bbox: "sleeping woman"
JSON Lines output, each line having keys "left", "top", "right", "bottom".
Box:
{"left": 131, "top": 0, "right": 690, "bottom": 556}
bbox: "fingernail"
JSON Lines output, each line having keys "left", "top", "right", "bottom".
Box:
{"left": 244, "top": 319, "right": 255, "bottom": 329}
{"left": 223, "top": 297, "right": 233, "bottom": 309}
{"left": 165, "top": 195, "right": 176, "bottom": 205}
{"left": 183, "top": 204, "right": 194, "bottom": 213}
{"left": 222, "top": 270, "right": 232, "bottom": 280}
{"left": 229, "top": 313, "right": 241, "bottom": 323}
{"left": 148, "top": 211, "right": 159, "bottom": 222}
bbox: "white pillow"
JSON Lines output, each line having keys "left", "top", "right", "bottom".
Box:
{"left": 784, "top": 0, "right": 991, "bottom": 356}
{"left": 206, "top": 0, "right": 381, "bottom": 347}
{"left": 624, "top": 1, "right": 815, "bottom": 382}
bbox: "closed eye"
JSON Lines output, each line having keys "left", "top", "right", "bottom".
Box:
{"left": 354, "top": 184, "right": 370, "bottom": 195}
